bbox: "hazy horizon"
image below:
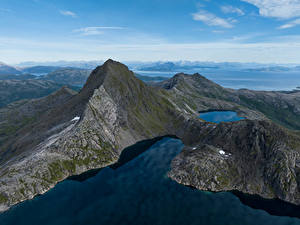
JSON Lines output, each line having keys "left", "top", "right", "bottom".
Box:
{"left": 1, "top": 0, "right": 300, "bottom": 64}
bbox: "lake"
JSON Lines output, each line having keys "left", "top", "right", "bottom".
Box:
{"left": 1, "top": 112, "right": 300, "bottom": 225}
{"left": 199, "top": 111, "right": 244, "bottom": 123}
{"left": 134, "top": 69, "right": 300, "bottom": 91}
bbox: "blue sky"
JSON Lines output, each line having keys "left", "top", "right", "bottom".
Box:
{"left": 1, "top": 0, "right": 300, "bottom": 64}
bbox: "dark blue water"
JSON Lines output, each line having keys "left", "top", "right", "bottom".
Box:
{"left": 135, "top": 69, "right": 300, "bottom": 91}
{"left": 199, "top": 111, "right": 244, "bottom": 123}
{"left": 1, "top": 113, "right": 300, "bottom": 225}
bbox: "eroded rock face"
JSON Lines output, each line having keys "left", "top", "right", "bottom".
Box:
{"left": 169, "top": 120, "right": 300, "bottom": 205}
{"left": 0, "top": 59, "right": 184, "bottom": 212}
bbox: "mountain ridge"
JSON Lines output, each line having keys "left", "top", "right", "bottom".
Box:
{"left": 0, "top": 59, "right": 300, "bottom": 213}
{"left": 0, "top": 59, "right": 185, "bottom": 212}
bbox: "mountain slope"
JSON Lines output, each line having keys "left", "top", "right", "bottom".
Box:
{"left": 155, "top": 73, "right": 300, "bottom": 130}
{"left": 0, "top": 62, "right": 21, "bottom": 75}
{"left": 154, "top": 73, "right": 266, "bottom": 121}
{"left": 0, "top": 74, "right": 36, "bottom": 80}
{"left": 40, "top": 68, "right": 91, "bottom": 86}
{"left": 0, "top": 60, "right": 184, "bottom": 212}
{"left": 0, "top": 87, "right": 77, "bottom": 158}
{"left": 0, "top": 79, "right": 77, "bottom": 108}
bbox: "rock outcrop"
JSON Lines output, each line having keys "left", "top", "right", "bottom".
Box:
{"left": 169, "top": 120, "right": 300, "bottom": 205}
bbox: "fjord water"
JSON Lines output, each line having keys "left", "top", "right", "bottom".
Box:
{"left": 1, "top": 114, "right": 300, "bottom": 225}
{"left": 136, "top": 69, "right": 300, "bottom": 91}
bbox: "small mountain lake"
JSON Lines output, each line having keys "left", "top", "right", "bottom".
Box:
{"left": 199, "top": 111, "right": 244, "bottom": 123}
{"left": 1, "top": 111, "right": 300, "bottom": 225}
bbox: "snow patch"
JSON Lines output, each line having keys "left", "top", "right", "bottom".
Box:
{"left": 219, "top": 150, "right": 226, "bottom": 155}
{"left": 71, "top": 116, "right": 80, "bottom": 122}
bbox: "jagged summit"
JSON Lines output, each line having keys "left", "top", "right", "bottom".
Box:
{"left": 81, "top": 59, "right": 134, "bottom": 96}
{"left": 155, "top": 72, "right": 221, "bottom": 91}
{"left": 50, "top": 86, "right": 77, "bottom": 96}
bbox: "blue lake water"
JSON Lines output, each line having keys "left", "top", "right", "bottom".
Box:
{"left": 1, "top": 113, "right": 300, "bottom": 224}
{"left": 135, "top": 69, "right": 300, "bottom": 91}
{"left": 199, "top": 111, "right": 245, "bottom": 123}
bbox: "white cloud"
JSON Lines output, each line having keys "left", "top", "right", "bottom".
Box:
{"left": 60, "top": 10, "right": 77, "bottom": 18}
{"left": 242, "top": 0, "right": 300, "bottom": 19}
{"left": 279, "top": 18, "right": 300, "bottom": 29}
{"left": 192, "top": 10, "right": 234, "bottom": 28}
{"left": 73, "top": 26, "right": 125, "bottom": 36}
{"left": 221, "top": 6, "right": 245, "bottom": 15}
{"left": 212, "top": 30, "right": 225, "bottom": 33}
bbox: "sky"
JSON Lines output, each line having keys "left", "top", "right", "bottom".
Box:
{"left": 1, "top": 0, "right": 300, "bottom": 64}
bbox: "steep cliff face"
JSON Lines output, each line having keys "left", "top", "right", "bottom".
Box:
{"left": 169, "top": 120, "right": 300, "bottom": 205}
{"left": 0, "top": 60, "right": 183, "bottom": 212}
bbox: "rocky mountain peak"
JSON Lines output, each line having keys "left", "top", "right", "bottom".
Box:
{"left": 51, "top": 86, "right": 77, "bottom": 97}
{"left": 156, "top": 72, "right": 217, "bottom": 90}
{"left": 80, "top": 59, "right": 132, "bottom": 95}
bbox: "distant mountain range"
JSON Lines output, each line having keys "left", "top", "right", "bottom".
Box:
{"left": 138, "top": 62, "right": 219, "bottom": 72}
{"left": 0, "top": 62, "right": 87, "bottom": 76}
{"left": 0, "top": 60, "right": 299, "bottom": 75}
{"left": 0, "top": 74, "right": 36, "bottom": 80}
{"left": 137, "top": 61, "right": 300, "bottom": 72}
{"left": 39, "top": 68, "right": 92, "bottom": 86}
{"left": 0, "top": 62, "right": 22, "bottom": 75}
{"left": 21, "top": 66, "right": 65, "bottom": 74}
{"left": 16, "top": 60, "right": 104, "bottom": 70}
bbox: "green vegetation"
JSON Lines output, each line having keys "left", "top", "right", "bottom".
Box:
{"left": 0, "top": 193, "right": 8, "bottom": 203}
{"left": 239, "top": 95, "right": 300, "bottom": 130}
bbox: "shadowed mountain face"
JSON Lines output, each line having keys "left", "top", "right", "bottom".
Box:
{"left": 0, "top": 60, "right": 300, "bottom": 213}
